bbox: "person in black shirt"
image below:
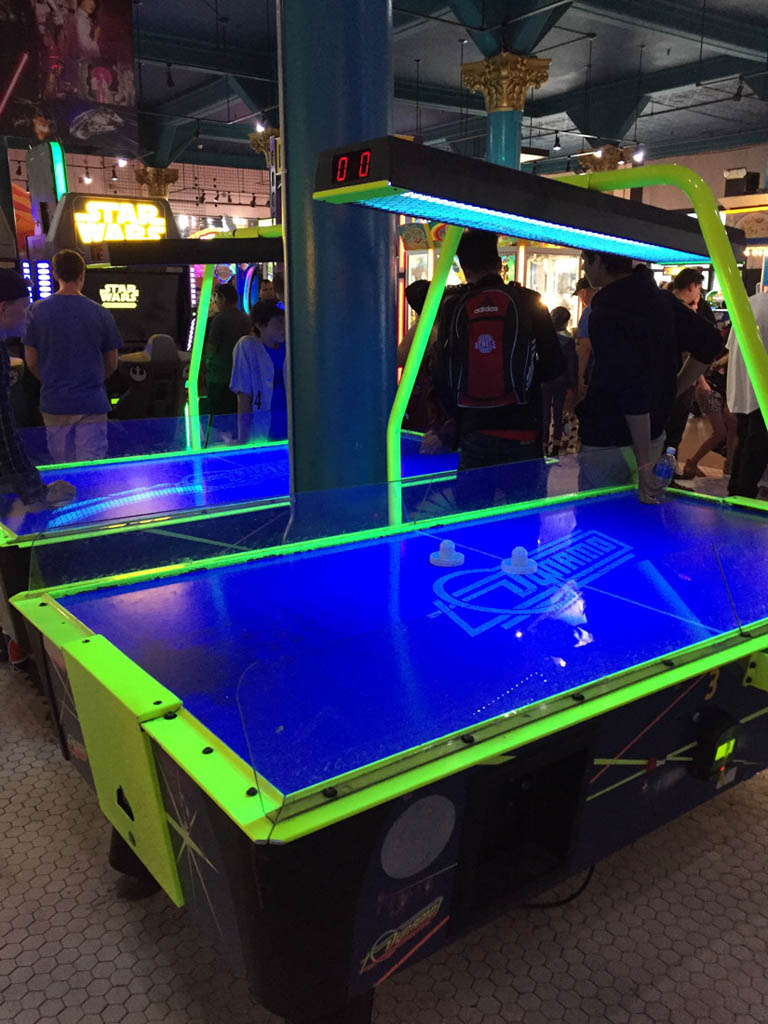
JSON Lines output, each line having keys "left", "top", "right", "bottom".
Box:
{"left": 432, "top": 230, "right": 564, "bottom": 475}
{"left": 577, "top": 252, "right": 722, "bottom": 503}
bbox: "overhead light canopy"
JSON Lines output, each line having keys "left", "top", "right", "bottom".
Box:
{"left": 314, "top": 136, "right": 745, "bottom": 264}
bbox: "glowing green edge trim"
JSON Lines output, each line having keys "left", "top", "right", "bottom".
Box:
{"left": 387, "top": 224, "right": 463, "bottom": 525}
{"left": 186, "top": 265, "right": 214, "bottom": 451}
{"left": 554, "top": 164, "right": 768, "bottom": 431}
{"left": 3, "top": 497, "right": 292, "bottom": 550}
{"left": 37, "top": 438, "right": 285, "bottom": 473}
{"left": 11, "top": 484, "right": 630, "bottom": 593}
{"left": 312, "top": 180, "right": 401, "bottom": 204}
{"left": 49, "top": 141, "right": 68, "bottom": 200}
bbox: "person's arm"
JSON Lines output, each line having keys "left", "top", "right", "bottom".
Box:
{"left": 23, "top": 345, "right": 40, "bottom": 380}
{"left": 625, "top": 413, "right": 667, "bottom": 504}
{"left": 431, "top": 295, "right": 459, "bottom": 418}
{"left": 103, "top": 349, "right": 118, "bottom": 379}
{"left": 530, "top": 300, "right": 565, "bottom": 383}
{"left": 236, "top": 391, "right": 253, "bottom": 443}
{"left": 671, "top": 296, "right": 723, "bottom": 391}
{"left": 397, "top": 321, "right": 418, "bottom": 369}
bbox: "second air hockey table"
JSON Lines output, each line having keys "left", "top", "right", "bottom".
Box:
{"left": 0, "top": 432, "right": 458, "bottom": 645}
{"left": 12, "top": 486, "right": 768, "bottom": 1023}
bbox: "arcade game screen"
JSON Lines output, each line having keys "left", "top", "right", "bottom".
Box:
{"left": 82, "top": 268, "right": 190, "bottom": 348}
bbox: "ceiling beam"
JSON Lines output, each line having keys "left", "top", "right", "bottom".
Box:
{"left": 149, "top": 78, "right": 234, "bottom": 119}
{"left": 446, "top": 0, "right": 506, "bottom": 56}
{"left": 529, "top": 55, "right": 765, "bottom": 120}
{"left": 392, "top": 2, "right": 452, "bottom": 37}
{"left": 574, "top": 0, "right": 768, "bottom": 63}
{"left": 136, "top": 31, "right": 275, "bottom": 83}
{"left": 394, "top": 78, "right": 485, "bottom": 113}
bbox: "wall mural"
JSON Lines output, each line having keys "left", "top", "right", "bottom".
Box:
{"left": 0, "top": 0, "right": 136, "bottom": 152}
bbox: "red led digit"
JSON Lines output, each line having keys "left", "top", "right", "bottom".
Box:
{"left": 336, "top": 155, "right": 348, "bottom": 182}
{"left": 358, "top": 150, "right": 371, "bottom": 178}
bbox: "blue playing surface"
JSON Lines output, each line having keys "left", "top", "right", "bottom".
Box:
{"left": 56, "top": 492, "right": 768, "bottom": 797}
{"left": 0, "top": 434, "right": 458, "bottom": 537}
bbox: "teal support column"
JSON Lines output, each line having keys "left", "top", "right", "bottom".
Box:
{"left": 487, "top": 110, "right": 523, "bottom": 169}
{"left": 462, "top": 53, "right": 550, "bottom": 171}
{"left": 278, "top": 0, "right": 394, "bottom": 498}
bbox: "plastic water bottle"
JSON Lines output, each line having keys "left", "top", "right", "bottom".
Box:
{"left": 653, "top": 446, "right": 677, "bottom": 487}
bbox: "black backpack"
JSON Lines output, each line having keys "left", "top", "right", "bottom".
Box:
{"left": 445, "top": 283, "right": 536, "bottom": 408}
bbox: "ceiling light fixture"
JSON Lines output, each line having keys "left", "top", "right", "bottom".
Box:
{"left": 593, "top": 147, "right": 603, "bottom": 159}
{"left": 111, "top": 165, "right": 118, "bottom": 181}
{"left": 553, "top": 132, "right": 561, "bottom": 152}
{"left": 633, "top": 146, "right": 646, "bottom": 163}
{"left": 618, "top": 148, "right": 626, "bottom": 166}
{"left": 117, "top": 157, "right": 128, "bottom": 168}
{"left": 83, "top": 166, "right": 92, "bottom": 184}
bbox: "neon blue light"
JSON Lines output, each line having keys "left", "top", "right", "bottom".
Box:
{"left": 243, "top": 266, "right": 255, "bottom": 315}
{"left": 359, "top": 190, "right": 710, "bottom": 265}
{"left": 36, "top": 261, "right": 53, "bottom": 298}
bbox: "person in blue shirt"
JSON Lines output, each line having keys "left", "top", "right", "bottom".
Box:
{"left": 229, "top": 300, "right": 287, "bottom": 442}
{"left": 24, "top": 249, "right": 121, "bottom": 463}
{"left": 0, "top": 269, "right": 75, "bottom": 508}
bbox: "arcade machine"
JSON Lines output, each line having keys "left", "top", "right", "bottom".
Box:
{"left": 12, "top": 139, "right": 768, "bottom": 1024}
{"left": 25, "top": 141, "right": 189, "bottom": 353}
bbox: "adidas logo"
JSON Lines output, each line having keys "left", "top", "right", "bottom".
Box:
{"left": 475, "top": 334, "right": 496, "bottom": 354}
{"left": 474, "top": 305, "right": 499, "bottom": 313}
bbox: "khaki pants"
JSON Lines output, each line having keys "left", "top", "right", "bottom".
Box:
{"left": 42, "top": 412, "right": 108, "bottom": 464}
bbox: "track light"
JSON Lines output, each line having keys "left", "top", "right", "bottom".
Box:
{"left": 618, "top": 148, "right": 626, "bottom": 166}
{"left": 255, "top": 121, "right": 266, "bottom": 133}
{"left": 83, "top": 167, "right": 92, "bottom": 184}
{"left": 117, "top": 157, "right": 128, "bottom": 168}
{"left": 593, "top": 147, "right": 603, "bottom": 159}
{"left": 111, "top": 165, "right": 118, "bottom": 181}
{"left": 249, "top": 194, "right": 256, "bottom": 208}
{"left": 633, "top": 146, "right": 646, "bottom": 163}
{"left": 552, "top": 132, "right": 561, "bottom": 152}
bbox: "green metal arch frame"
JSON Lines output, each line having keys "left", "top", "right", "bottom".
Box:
{"left": 385, "top": 164, "right": 768, "bottom": 524}
{"left": 185, "top": 223, "right": 284, "bottom": 450}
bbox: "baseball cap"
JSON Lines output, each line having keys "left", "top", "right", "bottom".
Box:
{"left": 572, "top": 276, "right": 591, "bottom": 295}
{"left": 0, "top": 269, "right": 30, "bottom": 302}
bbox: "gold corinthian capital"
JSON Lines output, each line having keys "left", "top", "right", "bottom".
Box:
{"left": 461, "top": 52, "right": 550, "bottom": 113}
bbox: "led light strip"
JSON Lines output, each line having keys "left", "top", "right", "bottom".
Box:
{"left": 358, "top": 190, "right": 708, "bottom": 266}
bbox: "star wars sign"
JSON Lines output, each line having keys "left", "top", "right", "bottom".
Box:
{"left": 99, "top": 283, "right": 140, "bottom": 309}
{"left": 74, "top": 198, "right": 167, "bottom": 245}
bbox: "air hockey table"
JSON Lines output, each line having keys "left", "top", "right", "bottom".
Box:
{"left": 0, "top": 432, "right": 458, "bottom": 646}
{"left": 12, "top": 486, "right": 768, "bottom": 1023}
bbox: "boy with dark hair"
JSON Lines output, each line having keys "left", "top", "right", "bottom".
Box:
{"left": 432, "top": 229, "right": 563, "bottom": 478}
{"left": 0, "top": 269, "right": 74, "bottom": 507}
{"left": 204, "top": 282, "right": 251, "bottom": 417}
{"left": 670, "top": 267, "right": 706, "bottom": 310}
{"left": 24, "top": 248, "right": 121, "bottom": 463}
{"left": 229, "top": 299, "right": 287, "bottom": 442}
{"left": 577, "top": 250, "right": 722, "bottom": 502}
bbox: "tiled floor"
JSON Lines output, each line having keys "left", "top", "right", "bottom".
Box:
{"left": 4, "top": 663, "right": 768, "bottom": 1024}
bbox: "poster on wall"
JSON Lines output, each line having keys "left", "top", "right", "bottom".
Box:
{"left": 0, "top": 0, "right": 137, "bottom": 153}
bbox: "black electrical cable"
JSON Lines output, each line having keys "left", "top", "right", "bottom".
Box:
{"left": 522, "top": 865, "right": 595, "bottom": 909}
